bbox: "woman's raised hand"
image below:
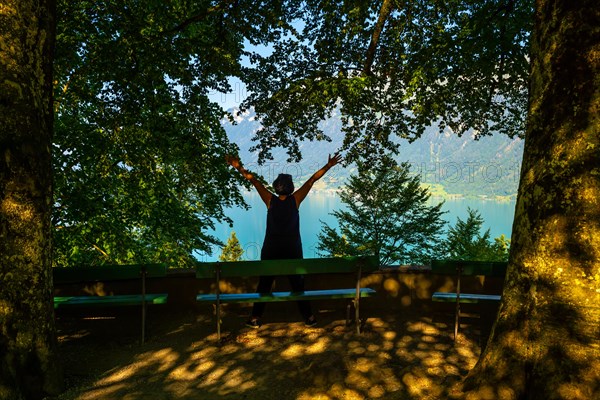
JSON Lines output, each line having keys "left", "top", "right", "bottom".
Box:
{"left": 225, "top": 154, "right": 242, "bottom": 170}
{"left": 327, "top": 153, "right": 342, "bottom": 168}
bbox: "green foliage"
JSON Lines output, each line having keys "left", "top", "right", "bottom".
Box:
{"left": 50, "top": 0, "right": 530, "bottom": 266}
{"left": 241, "top": 0, "right": 533, "bottom": 164}
{"left": 219, "top": 231, "right": 244, "bottom": 262}
{"left": 443, "top": 207, "right": 510, "bottom": 261}
{"left": 317, "top": 156, "right": 447, "bottom": 265}
{"left": 52, "top": 0, "right": 296, "bottom": 267}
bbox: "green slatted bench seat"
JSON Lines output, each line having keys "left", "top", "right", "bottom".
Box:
{"left": 196, "top": 256, "right": 379, "bottom": 339}
{"left": 430, "top": 292, "right": 501, "bottom": 303}
{"left": 53, "top": 263, "right": 168, "bottom": 344}
{"left": 431, "top": 260, "right": 507, "bottom": 340}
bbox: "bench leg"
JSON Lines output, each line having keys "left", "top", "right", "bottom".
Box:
{"left": 354, "top": 299, "right": 360, "bottom": 335}
{"left": 346, "top": 301, "right": 351, "bottom": 326}
{"left": 142, "top": 271, "right": 147, "bottom": 345}
{"left": 142, "top": 303, "right": 146, "bottom": 344}
{"left": 454, "top": 303, "right": 460, "bottom": 341}
{"left": 217, "top": 313, "right": 221, "bottom": 341}
{"left": 212, "top": 303, "right": 221, "bottom": 341}
{"left": 345, "top": 299, "right": 363, "bottom": 334}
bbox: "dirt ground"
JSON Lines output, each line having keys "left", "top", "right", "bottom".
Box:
{"left": 47, "top": 305, "right": 485, "bottom": 400}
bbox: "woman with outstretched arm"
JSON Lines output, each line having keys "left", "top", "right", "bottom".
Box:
{"left": 226, "top": 153, "right": 342, "bottom": 328}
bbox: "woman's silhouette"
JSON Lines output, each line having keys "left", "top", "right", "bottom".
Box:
{"left": 226, "top": 153, "right": 342, "bottom": 328}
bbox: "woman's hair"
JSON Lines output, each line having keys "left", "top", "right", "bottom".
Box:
{"left": 273, "top": 173, "right": 294, "bottom": 195}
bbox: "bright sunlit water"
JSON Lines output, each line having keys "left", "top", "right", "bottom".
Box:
{"left": 198, "top": 191, "right": 516, "bottom": 262}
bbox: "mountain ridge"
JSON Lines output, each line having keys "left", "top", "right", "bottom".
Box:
{"left": 223, "top": 108, "right": 524, "bottom": 199}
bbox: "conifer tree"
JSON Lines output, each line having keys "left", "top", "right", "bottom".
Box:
{"left": 444, "top": 208, "right": 510, "bottom": 262}
{"left": 219, "top": 231, "right": 244, "bottom": 262}
{"left": 317, "top": 157, "right": 446, "bottom": 265}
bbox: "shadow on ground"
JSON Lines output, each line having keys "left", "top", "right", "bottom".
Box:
{"left": 49, "top": 307, "right": 484, "bottom": 400}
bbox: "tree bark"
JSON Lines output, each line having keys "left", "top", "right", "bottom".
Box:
{"left": 0, "top": 0, "right": 62, "bottom": 399}
{"left": 363, "top": 0, "right": 395, "bottom": 76}
{"left": 461, "top": 0, "right": 600, "bottom": 399}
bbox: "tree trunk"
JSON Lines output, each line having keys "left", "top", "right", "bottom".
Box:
{"left": 461, "top": 1, "right": 600, "bottom": 399}
{"left": 0, "top": 0, "right": 62, "bottom": 399}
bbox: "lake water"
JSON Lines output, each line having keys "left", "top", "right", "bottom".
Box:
{"left": 198, "top": 191, "right": 516, "bottom": 262}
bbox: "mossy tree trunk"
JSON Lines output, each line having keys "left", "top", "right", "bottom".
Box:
{"left": 462, "top": 0, "right": 600, "bottom": 399}
{"left": 0, "top": 0, "right": 62, "bottom": 399}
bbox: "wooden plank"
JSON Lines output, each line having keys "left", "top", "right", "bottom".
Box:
{"left": 196, "top": 288, "right": 377, "bottom": 304}
{"left": 195, "top": 256, "right": 379, "bottom": 279}
{"left": 430, "top": 260, "right": 507, "bottom": 276}
{"left": 142, "top": 263, "right": 168, "bottom": 278}
{"left": 53, "top": 263, "right": 167, "bottom": 283}
{"left": 432, "top": 292, "right": 501, "bottom": 303}
{"left": 53, "top": 293, "right": 169, "bottom": 309}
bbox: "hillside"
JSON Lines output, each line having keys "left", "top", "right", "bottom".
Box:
{"left": 223, "top": 108, "right": 524, "bottom": 199}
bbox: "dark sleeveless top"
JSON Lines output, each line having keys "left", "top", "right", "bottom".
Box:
{"left": 261, "top": 194, "right": 303, "bottom": 260}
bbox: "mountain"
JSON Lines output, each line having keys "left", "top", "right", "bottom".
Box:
{"left": 222, "top": 108, "right": 524, "bottom": 199}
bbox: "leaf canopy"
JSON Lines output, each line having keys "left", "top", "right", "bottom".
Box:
{"left": 241, "top": 0, "right": 533, "bottom": 163}
{"left": 52, "top": 0, "right": 532, "bottom": 266}
{"left": 53, "top": 0, "right": 297, "bottom": 266}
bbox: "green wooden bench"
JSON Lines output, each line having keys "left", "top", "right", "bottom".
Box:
{"left": 431, "top": 260, "right": 507, "bottom": 340}
{"left": 196, "top": 256, "right": 379, "bottom": 339}
{"left": 53, "top": 263, "right": 169, "bottom": 344}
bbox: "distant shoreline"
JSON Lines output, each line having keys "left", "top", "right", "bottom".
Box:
{"left": 240, "top": 189, "right": 517, "bottom": 202}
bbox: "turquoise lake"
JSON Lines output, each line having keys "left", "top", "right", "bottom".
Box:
{"left": 199, "top": 191, "right": 517, "bottom": 262}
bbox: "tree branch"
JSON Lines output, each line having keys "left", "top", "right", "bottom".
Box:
{"left": 363, "top": 0, "right": 396, "bottom": 76}
{"left": 166, "top": 0, "right": 237, "bottom": 34}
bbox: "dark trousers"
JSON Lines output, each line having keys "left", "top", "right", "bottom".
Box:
{"left": 250, "top": 275, "right": 313, "bottom": 320}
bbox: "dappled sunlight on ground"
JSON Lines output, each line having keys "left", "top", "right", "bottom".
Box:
{"left": 52, "top": 309, "right": 483, "bottom": 400}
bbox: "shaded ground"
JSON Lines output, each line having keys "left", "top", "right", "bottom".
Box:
{"left": 47, "top": 306, "right": 485, "bottom": 400}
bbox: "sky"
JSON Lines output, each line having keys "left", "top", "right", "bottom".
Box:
{"left": 207, "top": 29, "right": 295, "bottom": 111}
{"left": 208, "top": 76, "right": 248, "bottom": 111}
